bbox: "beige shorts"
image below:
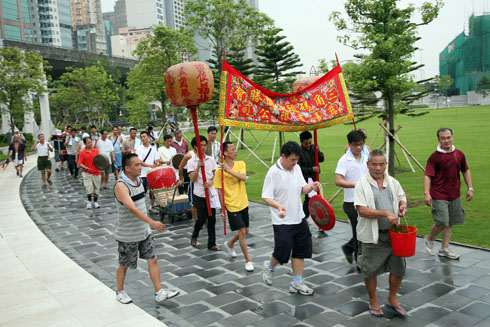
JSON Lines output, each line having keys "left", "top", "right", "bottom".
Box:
{"left": 82, "top": 172, "right": 101, "bottom": 195}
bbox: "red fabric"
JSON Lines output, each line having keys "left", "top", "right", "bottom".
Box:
{"left": 171, "top": 139, "right": 189, "bottom": 154}
{"left": 78, "top": 148, "right": 101, "bottom": 175}
{"left": 425, "top": 150, "right": 468, "bottom": 200}
{"left": 218, "top": 60, "right": 354, "bottom": 132}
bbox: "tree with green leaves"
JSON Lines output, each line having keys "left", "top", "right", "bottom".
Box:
{"left": 184, "top": 0, "right": 272, "bottom": 77}
{"left": 476, "top": 76, "right": 490, "bottom": 99}
{"left": 330, "top": 0, "right": 443, "bottom": 176}
{"left": 436, "top": 74, "right": 453, "bottom": 107}
{"left": 126, "top": 25, "right": 197, "bottom": 127}
{"left": 0, "top": 47, "right": 49, "bottom": 133}
{"left": 52, "top": 62, "right": 119, "bottom": 126}
{"left": 254, "top": 27, "right": 304, "bottom": 93}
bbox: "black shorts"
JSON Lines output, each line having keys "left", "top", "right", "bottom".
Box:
{"left": 228, "top": 207, "right": 249, "bottom": 231}
{"left": 272, "top": 218, "right": 312, "bottom": 265}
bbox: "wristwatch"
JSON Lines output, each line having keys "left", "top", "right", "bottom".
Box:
{"left": 468, "top": 187, "right": 474, "bottom": 192}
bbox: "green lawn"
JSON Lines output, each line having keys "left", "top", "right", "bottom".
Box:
{"left": 191, "top": 106, "right": 490, "bottom": 248}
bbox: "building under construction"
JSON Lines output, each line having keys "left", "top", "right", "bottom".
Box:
{"left": 440, "top": 13, "right": 490, "bottom": 95}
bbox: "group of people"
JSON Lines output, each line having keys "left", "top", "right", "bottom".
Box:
{"left": 22, "top": 123, "right": 474, "bottom": 317}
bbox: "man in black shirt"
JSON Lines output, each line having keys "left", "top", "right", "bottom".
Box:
{"left": 298, "top": 131, "right": 325, "bottom": 222}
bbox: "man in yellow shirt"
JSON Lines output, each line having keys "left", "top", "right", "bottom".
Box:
{"left": 214, "top": 142, "right": 253, "bottom": 272}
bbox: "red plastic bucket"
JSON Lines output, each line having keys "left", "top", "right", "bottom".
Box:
{"left": 389, "top": 226, "right": 417, "bottom": 257}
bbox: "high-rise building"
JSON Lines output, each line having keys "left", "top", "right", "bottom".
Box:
{"left": 111, "top": 26, "right": 152, "bottom": 58}
{"left": 113, "top": 0, "right": 126, "bottom": 34}
{"left": 164, "top": 0, "right": 184, "bottom": 29}
{"left": 0, "top": 0, "right": 33, "bottom": 42}
{"left": 102, "top": 11, "right": 115, "bottom": 55}
{"left": 28, "top": 0, "right": 73, "bottom": 48}
{"left": 123, "top": 0, "right": 165, "bottom": 29}
{"left": 71, "top": 0, "right": 106, "bottom": 53}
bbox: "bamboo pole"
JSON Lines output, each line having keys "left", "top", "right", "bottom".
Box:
{"left": 379, "top": 123, "right": 425, "bottom": 172}
{"left": 229, "top": 129, "right": 270, "bottom": 169}
{"left": 369, "top": 122, "right": 384, "bottom": 148}
{"left": 248, "top": 129, "right": 259, "bottom": 144}
{"left": 400, "top": 146, "right": 416, "bottom": 173}
{"left": 271, "top": 132, "right": 278, "bottom": 163}
{"left": 246, "top": 131, "right": 271, "bottom": 161}
{"left": 328, "top": 188, "right": 344, "bottom": 203}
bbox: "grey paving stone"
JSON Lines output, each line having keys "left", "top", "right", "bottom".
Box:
{"left": 252, "top": 313, "right": 300, "bottom": 327}
{"left": 303, "top": 310, "right": 350, "bottom": 327}
{"left": 334, "top": 300, "right": 369, "bottom": 317}
{"left": 420, "top": 282, "right": 455, "bottom": 297}
{"left": 433, "top": 311, "right": 482, "bottom": 327}
{"left": 456, "top": 284, "right": 490, "bottom": 299}
{"left": 217, "top": 310, "right": 262, "bottom": 327}
{"left": 186, "top": 310, "right": 227, "bottom": 326}
{"left": 399, "top": 291, "right": 438, "bottom": 309}
{"left": 431, "top": 293, "right": 474, "bottom": 311}
{"left": 292, "top": 303, "right": 325, "bottom": 321}
{"left": 410, "top": 305, "right": 451, "bottom": 323}
{"left": 220, "top": 299, "right": 260, "bottom": 315}
{"left": 252, "top": 301, "right": 293, "bottom": 318}
{"left": 204, "top": 291, "right": 244, "bottom": 307}
{"left": 459, "top": 301, "right": 490, "bottom": 320}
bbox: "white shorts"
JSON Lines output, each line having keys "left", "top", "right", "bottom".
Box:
{"left": 82, "top": 172, "right": 101, "bottom": 195}
{"left": 13, "top": 153, "right": 23, "bottom": 166}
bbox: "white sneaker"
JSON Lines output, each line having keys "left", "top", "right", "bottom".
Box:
{"left": 438, "top": 248, "right": 460, "bottom": 260}
{"left": 425, "top": 237, "right": 435, "bottom": 256}
{"left": 93, "top": 202, "right": 100, "bottom": 209}
{"left": 262, "top": 260, "right": 273, "bottom": 285}
{"left": 86, "top": 201, "right": 92, "bottom": 209}
{"left": 225, "top": 243, "right": 237, "bottom": 258}
{"left": 245, "top": 261, "right": 254, "bottom": 272}
{"left": 155, "top": 288, "right": 179, "bottom": 302}
{"left": 289, "top": 281, "right": 314, "bottom": 296}
{"left": 116, "top": 290, "right": 132, "bottom": 304}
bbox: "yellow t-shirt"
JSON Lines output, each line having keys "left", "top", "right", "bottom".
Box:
{"left": 213, "top": 161, "right": 248, "bottom": 212}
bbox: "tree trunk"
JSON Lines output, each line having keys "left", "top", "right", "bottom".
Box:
{"left": 387, "top": 95, "right": 395, "bottom": 177}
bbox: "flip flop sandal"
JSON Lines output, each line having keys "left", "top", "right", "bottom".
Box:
{"left": 209, "top": 245, "right": 222, "bottom": 251}
{"left": 385, "top": 303, "right": 407, "bottom": 317}
{"left": 42, "top": 184, "right": 47, "bottom": 188}
{"left": 48, "top": 180, "right": 53, "bottom": 185}
{"left": 369, "top": 307, "right": 384, "bottom": 318}
{"left": 191, "top": 238, "right": 197, "bottom": 247}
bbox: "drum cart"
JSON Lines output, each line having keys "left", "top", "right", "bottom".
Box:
{"left": 153, "top": 183, "right": 192, "bottom": 223}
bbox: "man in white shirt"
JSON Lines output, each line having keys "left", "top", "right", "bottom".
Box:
{"left": 136, "top": 131, "right": 161, "bottom": 213}
{"left": 354, "top": 150, "right": 407, "bottom": 318}
{"left": 261, "top": 141, "right": 320, "bottom": 296}
{"left": 335, "top": 130, "right": 368, "bottom": 265}
{"left": 31, "top": 133, "right": 54, "bottom": 188}
{"left": 65, "top": 128, "right": 81, "bottom": 178}
{"left": 96, "top": 129, "right": 116, "bottom": 189}
{"left": 206, "top": 126, "right": 221, "bottom": 163}
{"left": 158, "top": 134, "right": 177, "bottom": 165}
{"left": 188, "top": 135, "right": 220, "bottom": 251}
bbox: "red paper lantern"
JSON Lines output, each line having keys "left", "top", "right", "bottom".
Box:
{"left": 165, "top": 61, "right": 215, "bottom": 107}
{"left": 291, "top": 76, "right": 320, "bottom": 93}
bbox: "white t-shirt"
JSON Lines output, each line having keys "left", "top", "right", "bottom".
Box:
{"left": 35, "top": 142, "right": 51, "bottom": 156}
{"left": 187, "top": 154, "right": 218, "bottom": 198}
{"left": 95, "top": 138, "right": 114, "bottom": 164}
{"left": 262, "top": 159, "right": 307, "bottom": 225}
{"left": 136, "top": 145, "right": 161, "bottom": 177}
{"left": 158, "top": 146, "right": 177, "bottom": 163}
{"left": 335, "top": 149, "right": 368, "bottom": 202}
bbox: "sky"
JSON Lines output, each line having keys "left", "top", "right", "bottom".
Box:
{"left": 101, "top": 0, "right": 490, "bottom": 79}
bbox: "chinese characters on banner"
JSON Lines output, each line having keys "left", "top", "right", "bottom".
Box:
{"left": 218, "top": 60, "right": 354, "bottom": 132}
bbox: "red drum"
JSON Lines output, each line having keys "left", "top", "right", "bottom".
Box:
{"left": 147, "top": 166, "right": 176, "bottom": 190}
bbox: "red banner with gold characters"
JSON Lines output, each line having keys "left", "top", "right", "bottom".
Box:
{"left": 218, "top": 60, "right": 354, "bottom": 132}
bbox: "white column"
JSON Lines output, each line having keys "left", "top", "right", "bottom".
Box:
{"left": 23, "top": 110, "right": 38, "bottom": 135}
{"left": 38, "top": 67, "right": 55, "bottom": 136}
{"left": 1, "top": 105, "right": 11, "bottom": 134}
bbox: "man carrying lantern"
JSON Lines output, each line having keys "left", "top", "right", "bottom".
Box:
{"left": 261, "top": 142, "right": 320, "bottom": 295}
{"left": 188, "top": 136, "right": 221, "bottom": 251}
{"left": 354, "top": 150, "right": 408, "bottom": 318}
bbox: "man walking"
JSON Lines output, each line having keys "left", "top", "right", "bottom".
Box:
{"left": 261, "top": 141, "right": 320, "bottom": 295}
{"left": 298, "top": 131, "right": 324, "bottom": 222}
{"left": 122, "top": 128, "right": 141, "bottom": 155}
{"left": 31, "top": 134, "right": 53, "bottom": 188}
{"left": 78, "top": 138, "right": 102, "bottom": 209}
{"left": 188, "top": 136, "right": 221, "bottom": 251}
{"left": 158, "top": 134, "right": 177, "bottom": 166}
{"left": 7, "top": 133, "right": 27, "bottom": 177}
{"left": 171, "top": 129, "right": 189, "bottom": 154}
{"left": 424, "top": 128, "right": 473, "bottom": 260}
{"left": 136, "top": 131, "right": 161, "bottom": 213}
{"left": 214, "top": 142, "right": 253, "bottom": 271}
{"left": 96, "top": 130, "right": 116, "bottom": 190}
{"left": 110, "top": 126, "right": 124, "bottom": 181}
{"left": 114, "top": 153, "right": 179, "bottom": 304}
{"left": 355, "top": 150, "right": 408, "bottom": 318}
{"left": 65, "top": 128, "right": 80, "bottom": 179}
{"left": 335, "top": 130, "right": 368, "bottom": 264}
{"left": 206, "top": 126, "right": 220, "bottom": 163}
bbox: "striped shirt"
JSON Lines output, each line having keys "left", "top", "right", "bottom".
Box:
{"left": 114, "top": 178, "right": 151, "bottom": 242}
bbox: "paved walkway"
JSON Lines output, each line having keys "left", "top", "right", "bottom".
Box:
{"left": 0, "top": 158, "right": 164, "bottom": 327}
{"left": 5, "top": 161, "right": 490, "bottom": 326}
